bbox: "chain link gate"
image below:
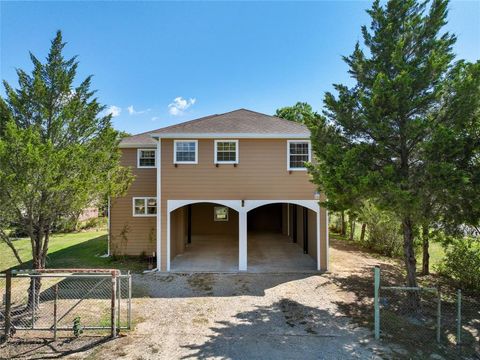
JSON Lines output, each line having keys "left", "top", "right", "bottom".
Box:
{"left": 0, "top": 269, "right": 131, "bottom": 339}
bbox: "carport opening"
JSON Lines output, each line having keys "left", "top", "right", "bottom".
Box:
{"left": 247, "top": 203, "right": 317, "bottom": 272}
{"left": 170, "top": 202, "right": 239, "bottom": 272}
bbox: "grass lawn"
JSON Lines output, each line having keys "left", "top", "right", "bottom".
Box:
{"left": 0, "top": 229, "right": 148, "bottom": 273}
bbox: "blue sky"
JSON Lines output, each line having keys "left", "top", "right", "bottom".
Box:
{"left": 1, "top": 1, "right": 479, "bottom": 134}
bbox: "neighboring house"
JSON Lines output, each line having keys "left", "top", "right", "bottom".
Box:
{"left": 111, "top": 109, "right": 328, "bottom": 272}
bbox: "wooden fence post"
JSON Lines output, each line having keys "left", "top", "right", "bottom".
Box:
{"left": 4, "top": 270, "right": 12, "bottom": 340}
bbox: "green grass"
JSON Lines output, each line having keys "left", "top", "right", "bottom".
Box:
{"left": 0, "top": 229, "right": 148, "bottom": 273}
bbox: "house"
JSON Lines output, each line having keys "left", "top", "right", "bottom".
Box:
{"left": 111, "top": 109, "right": 329, "bottom": 272}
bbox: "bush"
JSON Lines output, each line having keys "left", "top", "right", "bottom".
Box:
{"left": 437, "top": 237, "right": 480, "bottom": 291}
{"left": 357, "top": 202, "right": 405, "bottom": 258}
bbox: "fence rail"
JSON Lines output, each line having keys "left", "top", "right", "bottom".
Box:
{"left": 0, "top": 269, "right": 131, "bottom": 340}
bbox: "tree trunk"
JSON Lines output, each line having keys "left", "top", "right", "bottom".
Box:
{"left": 360, "top": 223, "right": 367, "bottom": 243}
{"left": 402, "top": 217, "right": 420, "bottom": 313}
{"left": 349, "top": 219, "right": 355, "bottom": 242}
{"left": 421, "top": 225, "right": 430, "bottom": 276}
{"left": 340, "top": 211, "right": 346, "bottom": 236}
{"left": 27, "top": 227, "right": 49, "bottom": 310}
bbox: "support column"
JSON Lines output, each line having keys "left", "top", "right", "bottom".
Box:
{"left": 156, "top": 139, "right": 162, "bottom": 271}
{"left": 239, "top": 209, "right": 247, "bottom": 271}
{"left": 316, "top": 206, "right": 321, "bottom": 271}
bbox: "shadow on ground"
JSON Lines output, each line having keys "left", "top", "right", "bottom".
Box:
{"left": 0, "top": 335, "right": 114, "bottom": 360}
{"left": 180, "top": 298, "right": 379, "bottom": 360}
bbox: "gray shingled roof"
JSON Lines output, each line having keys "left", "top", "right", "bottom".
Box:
{"left": 119, "top": 109, "right": 309, "bottom": 147}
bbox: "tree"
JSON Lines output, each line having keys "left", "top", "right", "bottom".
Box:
{"left": 0, "top": 31, "right": 133, "bottom": 303}
{"left": 310, "top": 0, "right": 459, "bottom": 311}
{"left": 275, "top": 102, "right": 320, "bottom": 126}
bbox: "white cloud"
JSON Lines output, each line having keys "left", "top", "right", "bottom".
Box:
{"left": 106, "top": 105, "right": 121, "bottom": 117}
{"left": 168, "top": 97, "right": 196, "bottom": 116}
{"left": 127, "top": 105, "right": 150, "bottom": 115}
{"left": 151, "top": 116, "right": 160, "bottom": 122}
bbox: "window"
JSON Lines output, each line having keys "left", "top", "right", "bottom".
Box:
{"left": 214, "top": 140, "right": 238, "bottom": 164}
{"left": 137, "top": 149, "right": 156, "bottom": 168}
{"left": 214, "top": 206, "right": 229, "bottom": 221}
{"left": 133, "top": 197, "right": 157, "bottom": 216}
{"left": 287, "top": 140, "right": 311, "bottom": 171}
{"left": 174, "top": 140, "right": 198, "bottom": 164}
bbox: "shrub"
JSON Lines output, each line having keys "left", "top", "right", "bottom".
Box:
{"left": 357, "top": 202, "right": 405, "bottom": 258}
{"left": 437, "top": 237, "right": 480, "bottom": 291}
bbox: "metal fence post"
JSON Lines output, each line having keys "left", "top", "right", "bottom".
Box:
{"left": 436, "top": 286, "right": 441, "bottom": 343}
{"left": 456, "top": 289, "right": 461, "bottom": 345}
{"left": 4, "top": 270, "right": 12, "bottom": 340}
{"left": 374, "top": 266, "right": 380, "bottom": 340}
{"left": 53, "top": 284, "right": 58, "bottom": 341}
{"left": 32, "top": 278, "right": 36, "bottom": 329}
{"left": 117, "top": 275, "right": 121, "bottom": 330}
{"left": 111, "top": 272, "right": 117, "bottom": 338}
{"left": 127, "top": 271, "right": 132, "bottom": 330}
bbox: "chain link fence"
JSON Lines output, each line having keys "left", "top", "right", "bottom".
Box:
{"left": 0, "top": 269, "right": 131, "bottom": 339}
{"left": 373, "top": 266, "right": 480, "bottom": 356}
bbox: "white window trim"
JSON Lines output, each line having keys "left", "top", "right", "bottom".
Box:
{"left": 214, "top": 139, "right": 239, "bottom": 164}
{"left": 132, "top": 197, "right": 157, "bottom": 217}
{"left": 214, "top": 206, "right": 229, "bottom": 221}
{"left": 173, "top": 140, "right": 198, "bottom": 164}
{"left": 287, "top": 140, "right": 311, "bottom": 171}
{"left": 137, "top": 148, "right": 157, "bottom": 168}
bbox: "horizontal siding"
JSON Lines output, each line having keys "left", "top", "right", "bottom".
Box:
{"left": 111, "top": 148, "right": 156, "bottom": 256}
{"left": 111, "top": 140, "right": 327, "bottom": 270}
{"left": 161, "top": 139, "right": 316, "bottom": 199}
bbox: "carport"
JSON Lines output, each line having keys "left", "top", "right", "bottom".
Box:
{"left": 166, "top": 199, "right": 325, "bottom": 272}
{"left": 247, "top": 203, "right": 317, "bottom": 272}
{"left": 169, "top": 202, "right": 239, "bottom": 272}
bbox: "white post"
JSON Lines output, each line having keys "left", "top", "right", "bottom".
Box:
{"left": 316, "top": 207, "right": 321, "bottom": 271}
{"left": 156, "top": 138, "right": 162, "bottom": 271}
{"left": 326, "top": 209, "right": 329, "bottom": 271}
{"left": 239, "top": 209, "right": 247, "bottom": 271}
{"left": 166, "top": 210, "right": 171, "bottom": 271}
{"left": 107, "top": 196, "right": 111, "bottom": 256}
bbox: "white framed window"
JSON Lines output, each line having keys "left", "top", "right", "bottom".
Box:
{"left": 174, "top": 140, "right": 198, "bottom": 164}
{"left": 133, "top": 197, "right": 157, "bottom": 216}
{"left": 214, "top": 140, "right": 239, "bottom": 164}
{"left": 214, "top": 206, "right": 229, "bottom": 221}
{"left": 137, "top": 149, "right": 156, "bottom": 168}
{"left": 287, "top": 140, "right": 311, "bottom": 171}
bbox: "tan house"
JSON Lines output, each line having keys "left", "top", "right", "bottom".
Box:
{"left": 110, "top": 109, "right": 329, "bottom": 272}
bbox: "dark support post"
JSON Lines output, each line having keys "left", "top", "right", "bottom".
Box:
{"left": 303, "top": 207, "right": 308, "bottom": 254}
{"left": 292, "top": 205, "right": 297, "bottom": 243}
{"left": 4, "top": 270, "right": 12, "bottom": 340}
{"left": 187, "top": 204, "right": 192, "bottom": 244}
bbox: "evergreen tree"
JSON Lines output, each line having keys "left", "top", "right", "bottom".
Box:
{"left": 0, "top": 31, "right": 133, "bottom": 301}
{"left": 309, "top": 0, "right": 463, "bottom": 310}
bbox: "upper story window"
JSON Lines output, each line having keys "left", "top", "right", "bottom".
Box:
{"left": 287, "top": 140, "right": 311, "bottom": 171}
{"left": 214, "top": 140, "right": 238, "bottom": 164}
{"left": 133, "top": 197, "right": 157, "bottom": 216}
{"left": 174, "top": 140, "right": 198, "bottom": 164}
{"left": 137, "top": 149, "right": 156, "bottom": 168}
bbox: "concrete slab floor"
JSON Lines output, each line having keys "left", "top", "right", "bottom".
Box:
{"left": 170, "top": 232, "right": 316, "bottom": 272}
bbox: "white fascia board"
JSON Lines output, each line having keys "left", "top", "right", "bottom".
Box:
{"left": 119, "top": 143, "right": 156, "bottom": 148}
{"left": 150, "top": 133, "right": 310, "bottom": 139}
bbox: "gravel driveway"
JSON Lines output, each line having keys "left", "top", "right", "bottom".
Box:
{"left": 1, "top": 239, "right": 396, "bottom": 359}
